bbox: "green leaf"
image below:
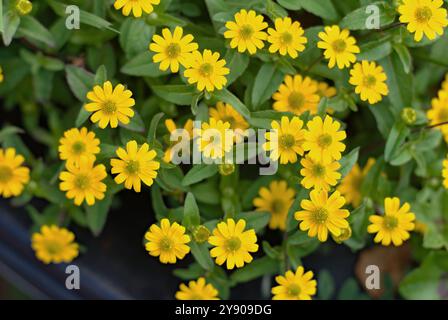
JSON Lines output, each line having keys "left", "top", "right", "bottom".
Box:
{"left": 17, "top": 16, "right": 55, "bottom": 47}
{"left": 358, "top": 40, "right": 392, "bottom": 61}
{"left": 234, "top": 211, "right": 270, "bottom": 233}
{"left": 340, "top": 1, "right": 396, "bottom": 30}
{"left": 2, "top": 10, "right": 20, "bottom": 46}
{"left": 344, "top": 201, "right": 370, "bottom": 251}
{"left": 183, "top": 193, "right": 201, "bottom": 228}
{"left": 385, "top": 122, "right": 410, "bottom": 162}
{"left": 85, "top": 194, "right": 113, "bottom": 236}
{"left": 339, "top": 147, "right": 360, "bottom": 178}
{"left": 190, "top": 242, "right": 214, "bottom": 271}
{"left": 65, "top": 65, "right": 94, "bottom": 101}
{"left": 251, "top": 63, "right": 284, "bottom": 108}
{"left": 318, "top": 270, "right": 335, "bottom": 300}
{"left": 151, "top": 184, "right": 168, "bottom": 220}
{"left": 277, "top": 0, "right": 302, "bottom": 10}
{"left": 230, "top": 256, "right": 279, "bottom": 284}
{"left": 151, "top": 84, "right": 197, "bottom": 105}
{"left": 75, "top": 106, "right": 90, "bottom": 127}
{"left": 94, "top": 65, "right": 108, "bottom": 85}
{"left": 173, "top": 263, "right": 205, "bottom": 280}
{"left": 213, "top": 88, "right": 251, "bottom": 120}
{"left": 147, "top": 112, "right": 165, "bottom": 143}
{"left": 224, "top": 49, "right": 249, "bottom": 85}
{"left": 119, "top": 18, "right": 154, "bottom": 58}
{"left": 393, "top": 43, "right": 413, "bottom": 74}
{"left": 121, "top": 110, "right": 145, "bottom": 132}
{"left": 0, "top": 126, "right": 24, "bottom": 143}
{"left": 182, "top": 164, "right": 219, "bottom": 186}
{"left": 0, "top": 1, "right": 3, "bottom": 33}
{"left": 121, "top": 51, "right": 169, "bottom": 77}
{"left": 297, "top": 0, "right": 339, "bottom": 21}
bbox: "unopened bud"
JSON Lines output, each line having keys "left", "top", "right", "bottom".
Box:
{"left": 332, "top": 226, "right": 352, "bottom": 244}
{"left": 16, "top": 0, "right": 33, "bottom": 16}
{"left": 218, "top": 163, "right": 235, "bottom": 176}
{"left": 193, "top": 225, "right": 211, "bottom": 243}
{"left": 401, "top": 107, "right": 417, "bottom": 125}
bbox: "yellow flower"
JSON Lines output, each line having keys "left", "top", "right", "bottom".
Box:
{"left": 15, "top": 0, "right": 32, "bottom": 15}
{"left": 208, "top": 218, "right": 258, "bottom": 270}
{"left": 59, "top": 158, "right": 107, "bottom": 206}
{"left": 349, "top": 61, "right": 389, "bottom": 104}
{"left": 427, "top": 89, "right": 448, "bottom": 135}
{"left": 0, "top": 66, "right": 4, "bottom": 83}
{"left": 317, "top": 25, "right": 360, "bottom": 69}
{"left": 313, "top": 80, "right": 337, "bottom": 99}
{"left": 303, "top": 115, "right": 346, "bottom": 163}
{"left": 144, "top": 218, "right": 191, "bottom": 264}
{"left": 195, "top": 118, "right": 233, "bottom": 159}
{"left": 271, "top": 266, "right": 317, "bottom": 300}
{"left": 31, "top": 225, "right": 79, "bottom": 264}
{"left": 267, "top": 17, "right": 307, "bottom": 58}
{"left": 224, "top": 9, "right": 268, "bottom": 54}
{"left": 338, "top": 158, "right": 375, "bottom": 207}
{"left": 264, "top": 116, "right": 306, "bottom": 164}
{"left": 209, "top": 102, "right": 249, "bottom": 143}
{"left": 443, "top": 156, "right": 448, "bottom": 189}
{"left": 85, "top": 81, "right": 135, "bottom": 129}
{"left": 253, "top": 180, "right": 295, "bottom": 231}
{"left": 295, "top": 189, "right": 350, "bottom": 242}
{"left": 398, "top": 0, "right": 448, "bottom": 42}
{"left": 184, "top": 50, "right": 230, "bottom": 92}
{"left": 110, "top": 140, "right": 160, "bottom": 192}
{"left": 149, "top": 26, "right": 199, "bottom": 73}
{"left": 367, "top": 197, "right": 416, "bottom": 246}
{"left": 113, "top": 0, "right": 160, "bottom": 17}
{"left": 273, "top": 75, "right": 320, "bottom": 115}
{"left": 331, "top": 226, "right": 352, "bottom": 243}
{"left": 58, "top": 127, "right": 100, "bottom": 166}
{"left": 300, "top": 155, "right": 341, "bottom": 191}
{"left": 0, "top": 148, "right": 30, "bottom": 198}
{"left": 164, "top": 118, "right": 193, "bottom": 163}
{"left": 175, "top": 277, "right": 220, "bottom": 300}
{"left": 414, "top": 220, "right": 428, "bottom": 234}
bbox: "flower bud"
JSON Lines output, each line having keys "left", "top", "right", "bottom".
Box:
{"left": 16, "top": 0, "right": 33, "bottom": 16}
{"left": 332, "top": 226, "right": 352, "bottom": 244}
{"left": 218, "top": 163, "right": 235, "bottom": 176}
{"left": 193, "top": 225, "right": 211, "bottom": 243}
{"left": 401, "top": 107, "right": 417, "bottom": 125}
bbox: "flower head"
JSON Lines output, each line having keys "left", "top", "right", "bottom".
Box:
{"left": 58, "top": 127, "right": 100, "bottom": 165}
{"left": 111, "top": 140, "right": 160, "bottom": 192}
{"left": 267, "top": 17, "right": 307, "bottom": 58}
{"left": 114, "top": 0, "right": 160, "bottom": 18}
{"left": 367, "top": 197, "right": 416, "bottom": 246}
{"left": 300, "top": 155, "right": 341, "bottom": 191}
{"left": 313, "top": 80, "right": 337, "bottom": 99}
{"left": 398, "top": 0, "right": 448, "bottom": 42}
{"left": 175, "top": 277, "right": 220, "bottom": 300}
{"left": 253, "top": 180, "right": 295, "bottom": 231}
{"left": 208, "top": 219, "right": 258, "bottom": 270}
{"left": 15, "top": 0, "right": 33, "bottom": 15}
{"left": 338, "top": 158, "right": 375, "bottom": 207}
{"left": 0, "top": 148, "right": 30, "bottom": 198}
{"left": 195, "top": 118, "right": 233, "bottom": 160}
{"left": 31, "top": 225, "right": 79, "bottom": 264}
{"left": 164, "top": 119, "right": 193, "bottom": 163}
{"left": 144, "top": 218, "right": 191, "bottom": 264}
{"left": 209, "top": 102, "right": 249, "bottom": 143}
{"left": 272, "top": 266, "right": 317, "bottom": 300}
{"left": 295, "top": 189, "right": 350, "bottom": 242}
{"left": 349, "top": 61, "right": 389, "bottom": 104}
{"left": 317, "top": 25, "right": 360, "bottom": 69}
{"left": 150, "top": 26, "right": 199, "bottom": 73}
{"left": 427, "top": 89, "right": 448, "bottom": 135}
{"left": 224, "top": 9, "right": 268, "bottom": 54}
{"left": 85, "top": 81, "right": 135, "bottom": 129}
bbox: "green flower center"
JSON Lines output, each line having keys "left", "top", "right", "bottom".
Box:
{"left": 199, "top": 63, "right": 214, "bottom": 77}
{"left": 288, "top": 284, "right": 301, "bottom": 297}
{"left": 226, "top": 236, "right": 242, "bottom": 252}
{"left": 126, "top": 160, "right": 140, "bottom": 175}
{"left": 332, "top": 39, "right": 347, "bottom": 53}
{"left": 415, "top": 6, "right": 432, "bottom": 23}
{"left": 239, "top": 24, "right": 254, "bottom": 39}
{"left": 271, "top": 199, "right": 285, "bottom": 214}
{"left": 312, "top": 163, "right": 326, "bottom": 177}
{"left": 383, "top": 215, "right": 398, "bottom": 230}
{"left": 363, "top": 75, "right": 377, "bottom": 88}
{"left": 0, "top": 165, "right": 13, "bottom": 183}
{"left": 313, "top": 208, "right": 328, "bottom": 224}
{"left": 74, "top": 174, "right": 90, "bottom": 190}
{"left": 166, "top": 43, "right": 181, "bottom": 58}
{"left": 318, "top": 134, "right": 333, "bottom": 147}
{"left": 159, "top": 237, "right": 173, "bottom": 251}
{"left": 102, "top": 101, "right": 117, "bottom": 114}
{"left": 72, "top": 141, "right": 86, "bottom": 154}
{"left": 280, "top": 134, "right": 296, "bottom": 149}
{"left": 288, "top": 91, "right": 305, "bottom": 110}
{"left": 281, "top": 32, "right": 293, "bottom": 45}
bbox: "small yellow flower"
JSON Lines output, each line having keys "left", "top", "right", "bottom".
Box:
{"left": 303, "top": 115, "right": 346, "bottom": 163}
{"left": 31, "top": 225, "right": 79, "bottom": 264}
{"left": 85, "top": 81, "right": 135, "bottom": 129}
{"left": 110, "top": 140, "right": 160, "bottom": 192}
{"left": 264, "top": 116, "right": 306, "bottom": 164}
{"left": 195, "top": 118, "right": 233, "bottom": 160}
{"left": 15, "top": 0, "right": 33, "bottom": 15}
{"left": 267, "top": 17, "right": 307, "bottom": 58}
{"left": 427, "top": 89, "right": 448, "bottom": 135}
{"left": 149, "top": 26, "right": 199, "bottom": 73}
{"left": 295, "top": 189, "right": 350, "bottom": 242}
{"left": 0, "top": 66, "right": 4, "bottom": 83}
{"left": 367, "top": 197, "right": 416, "bottom": 246}
{"left": 224, "top": 9, "right": 268, "bottom": 54}
{"left": 414, "top": 220, "right": 428, "bottom": 234}
{"left": 313, "top": 80, "right": 337, "bottom": 99}
{"left": 331, "top": 226, "right": 352, "bottom": 243}
{"left": 209, "top": 102, "right": 249, "bottom": 143}
{"left": 273, "top": 75, "right": 320, "bottom": 115}
{"left": 253, "top": 180, "right": 295, "bottom": 231}
{"left": 338, "top": 158, "right": 375, "bottom": 207}
{"left": 59, "top": 158, "right": 107, "bottom": 206}
{"left": 398, "top": 0, "right": 448, "bottom": 42}
{"left": 271, "top": 266, "right": 317, "bottom": 300}
{"left": 175, "top": 277, "right": 220, "bottom": 300}
{"left": 164, "top": 118, "right": 193, "bottom": 163}
{"left": 58, "top": 127, "right": 100, "bottom": 166}
{"left": 0, "top": 148, "right": 30, "bottom": 198}
{"left": 443, "top": 156, "right": 448, "bottom": 189}
{"left": 144, "top": 218, "right": 191, "bottom": 264}
{"left": 317, "top": 25, "right": 360, "bottom": 69}
{"left": 349, "top": 61, "right": 389, "bottom": 104}
{"left": 113, "top": 0, "right": 160, "bottom": 17}
{"left": 209, "top": 218, "right": 258, "bottom": 270}
{"left": 300, "top": 155, "right": 341, "bottom": 191}
{"left": 184, "top": 50, "right": 230, "bottom": 92}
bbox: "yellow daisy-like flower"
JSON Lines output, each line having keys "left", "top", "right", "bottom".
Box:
{"left": 367, "top": 197, "right": 416, "bottom": 246}
{"left": 267, "top": 17, "right": 307, "bottom": 58}
{"left": 58, "top": 127, "right": 100, "bottom": 166}
{"left": 184, "top": 50, "right": 230, "bottom": 92}
{"left": 0, "top": 66, "right": 4, "bottom": 83}
{"left": 349, "top": 61, "right": 389, "bottom": 104}
{"left": 338, "top": 158, "right": 375, "bottom": 207}
{"left": 208, "top": 218, "right": 259, "bottom": 270}
{"left": 224, "top": 9, "right": 268, "bottom": 54}
{"left": 59, "top": 158, "right": 107, "bottom": 206}
{"left": 271, "top": 266, "right": 317, "bottom": 300}
{"left": 300, "top": 155, "right": 341, "bottom": 191}
{"left": 149, "top": 26, "right": 199, "bottom": 73}
{"left": 164, "top": 118, "right": 194, "bottom": 163}
{"left": 113, "top": 0, "right": 160, "bottom": 18}
{"left": 264, "top": 116, "right": 306, "bottom": 164}
{"left": 295, "top": 189, "right": 350, "bottom": 242}
{"left": 253, "top": 180, "right": 296, "bottom": 231}
{"left": 398, "top": 0, "right": 448, "bottom": 42}
{"left": 209, "top": 102, "right": 249, "bottom": 143}
{"left": 427, "top": 89, "right": 448, "bottom": 135}
{"left": 110, "top": 140, "right": 160, "bottom": 192}
{"left": 144, "top": 219, "right": 190, "bottom": 264}
{"left": 195, "top": 118, "right": 233, "bottom": 160}
{"left": 31, "top": 225, "right": 79, "bottom": 264}
{"left": 313, "top": 80, "right": 337, "bottom": 99}
{"left": 0, "top": 148, "right": 30, "bottom": 198}
{"left": 317, "top": 25, "right": 360, "bottom": 69}
{"left": 175, "top": 277, "right": 220, "bottom": 300}
{"left": 85, "top": 81, "right": 135, "bottom": 129}
{"left": 303, "top": 115, "right": 346, "bottom": 163}
{"left": 273, "top": 75, "right": 320, "bottom": 115}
